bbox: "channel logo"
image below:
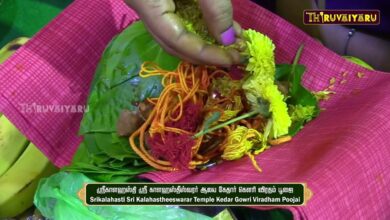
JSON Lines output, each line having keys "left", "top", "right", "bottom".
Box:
{"left": 304, "top": 10, "right": 380, "bottom": 25}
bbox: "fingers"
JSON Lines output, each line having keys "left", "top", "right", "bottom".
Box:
{"left": 198, "top": 0, "right": 239, "bottom": 46}
{"left": 233, "top": 21, "right": 243, "bottom": 37}
{"left": 147, "top": 13, "right": 241, "bottom": 66}
{"left": 124, "top": 0, "right": 242, "bottom": 66}
{"left": 147, "top": 28, "right": 200, "bottom": 64}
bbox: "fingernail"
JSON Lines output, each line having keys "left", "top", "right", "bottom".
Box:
{"left": 221, "top": 26, "right": 236, "bottom": 46}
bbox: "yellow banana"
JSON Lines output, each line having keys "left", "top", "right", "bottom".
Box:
{"left": 0, "top": 115, "right": 29, "bottom": 176}
{"left": 0, "top": 37, "right": 29, "bottom": 118}
{"left": 0, "top": 37, "right": 29, "bottom": 64}
{"left": 0, "top": 37, "right": 48, "bottom": 218}
{"left": 0, "top": 162, "right": 57, "bottom": 218}
{"left": 0, "top": 142, "right": 57, "bottom": 217}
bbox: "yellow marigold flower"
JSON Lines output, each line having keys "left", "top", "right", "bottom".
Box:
{"left": 243, "top": 29, "right": 275, "bottom": 80}
{"left": 263, "top": 84, "right": 291, "bottom": 137}
{"left": 242, "top": 29, "right": 292, "bottom": 138}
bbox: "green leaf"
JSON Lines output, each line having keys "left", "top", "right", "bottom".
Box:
{"left": 344, "top": 55, "right": 374, "bottom": 70}
{"left": 79, "top": 21, "right": 180, "bottom": 134}
{"left": 288, "top": 121, "right": 304, "bottom": 137}
{"left": 91, "top": 133, "right": 140, "bottom": 161}
{"left": 289, "top": 65, "right": 318, "bottom": 106}
{"left": 64, "top": 158, "right": 154, "bottom": 182}
{"left": 68, "top": 142, "right": 90, "bottom": 165}
{"left": 275, "top": 64, "right": 292, "bottom": 81}
{"left": 90, "top": 153, "right": 112, "bottom": 165}
{"left": 70, "top": 21, "right": 180, "bottom": 181}
{"left": 275, "top": 64, "right": 319, "bottom": 136}
{"left": 275, "top": 64, "right": 318, "bottom": 106}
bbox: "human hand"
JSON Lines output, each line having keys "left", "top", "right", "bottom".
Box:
{"left": 125, "top": 0, "right": 242, "bottom": 66}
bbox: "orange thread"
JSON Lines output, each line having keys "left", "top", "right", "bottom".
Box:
{"left": 129, "top": 62, "right": 254, "bottom": 171}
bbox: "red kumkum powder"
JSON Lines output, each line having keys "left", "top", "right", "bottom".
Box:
{"left": 147, "top": 102, "right": 203, "bottom": 169}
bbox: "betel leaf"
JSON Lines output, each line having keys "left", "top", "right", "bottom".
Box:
{"left": 79, "top": 21, "right": 180, "bottom": 134}
{"left": 93, "top": 133, "right": 133, "bottom": 161}
{"left": 67, "top": 21, "right": 180, "bottom": 181}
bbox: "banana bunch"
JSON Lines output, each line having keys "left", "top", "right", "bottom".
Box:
{"left": 0, "top": 37, "right": 29, "bottom": 118}
{"left": 0, "top": 38, "right": 58, "bottom": 218}
{"left": 0, "top": 37, "right": 29, "bottom": 64}
{"left": 0, "top": 142, "right": 57, "bottom": 217}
